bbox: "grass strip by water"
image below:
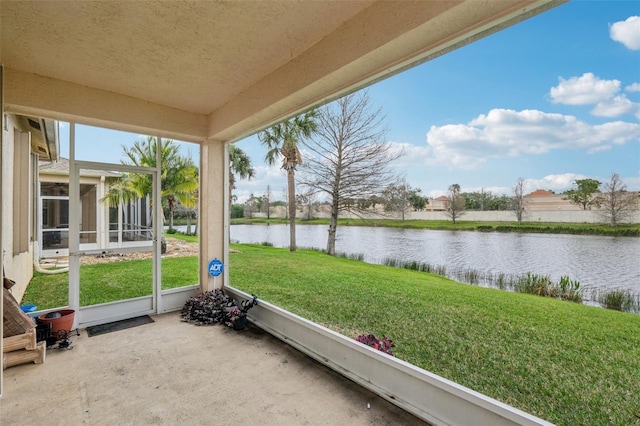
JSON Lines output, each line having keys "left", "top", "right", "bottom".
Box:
{"left": 230, "top": 218, "right": 640, "bottom": 237}
{"left": 228, "top": 244, "right": 640, "bottom": 426}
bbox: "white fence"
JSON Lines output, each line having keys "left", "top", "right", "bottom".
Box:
{"left": 249, "top": 208, "right": 640, "bottom": 224}
{"left": 405, "top": 210, "right": 640, "bottom": 223}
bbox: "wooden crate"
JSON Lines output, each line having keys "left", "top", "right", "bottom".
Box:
{"left": 3, "top": 327, "right": 37, "bottom": 352}
{"left": 3, "top": 341, "right": 46, "bottom": 369}
{"left": 3, "top": 287, "right": 36, "bottom": 337}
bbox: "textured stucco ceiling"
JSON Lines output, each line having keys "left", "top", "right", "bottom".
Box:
{"left": 1, "top": 0, "right": 564, "bottom": 143}
{"left": 2, "top": 1, "right": 372, "bottom": 115}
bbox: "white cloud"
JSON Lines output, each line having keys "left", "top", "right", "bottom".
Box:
{"left": 387, "top": 142, "right": 431, "bottom": 168}
{"left": 525, "top": 173, "right": 587, "bottom": 193}
{"left": 623, "top": 174, "right": 640, "bottom": 191}
{"left": 591, "top": 95, "right": 640, "bottom": 118}
{"left": 426, "top": 190, "right": 447, "bottom": 198}
{"left": 610, "top": 16, "right": 640, "bottom": 50}
{"left": 587, "top": 145, "right": 612, "bottom": 154}
{"left": 258, "top": 163, "right": 287, "bottom": 180}
{"left": 549, "top": 73, "right": 620, "bottom": 105}
{"left": 424, "top": 108, "right": 640, "bottom": 168}
{"left": 454, "top": 185, "right": 512, "bottom": 196}
{"left": 626, "top": 82, "right": 640, "bottom": 92}
{"left": 234, "top": 164, "right": 287, "bottom": 203}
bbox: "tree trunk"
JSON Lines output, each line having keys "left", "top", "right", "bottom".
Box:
{"left": 287, "top": 165, "right": 297, "bottom": 252}
{"left": 327, "top": 215, "right": 338, "bottom": 256}
{"left": 326, "top": 197, "right": 339, "bottom": 256}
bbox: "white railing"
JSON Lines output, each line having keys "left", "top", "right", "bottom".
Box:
{"left": 225, "top": 286, "right": 554, "bottom": 426}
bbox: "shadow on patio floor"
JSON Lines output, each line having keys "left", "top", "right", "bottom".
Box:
{"left": 1, "top": 312, "right": 426, "bottom": 425}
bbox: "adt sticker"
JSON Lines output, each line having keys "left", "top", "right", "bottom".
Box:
{"left": 208, "top": 258, "right": 224, "bottom": 277}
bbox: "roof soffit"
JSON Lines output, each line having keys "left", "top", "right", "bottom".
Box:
{"left": 0, "top": 0, "right": 564, "bottom": 143}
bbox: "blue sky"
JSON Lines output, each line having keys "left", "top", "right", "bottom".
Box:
{"left": 61, "top": 1, "right": 640, "bottom": 203}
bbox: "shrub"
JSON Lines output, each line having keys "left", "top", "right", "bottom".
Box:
{"left": 516, "top": 273, "right": 556, "bottom": 297}
{"left": 599, "top": 289, "right": 634, "bottom": 312}
{"left": 336, "top": 251, "right": 364, "bottom": 261}
{"left": 355, "top": 334, "right": 394, "bottom": 355}
{"left": 382, "top": 257, "right": 398, "bottom": 267}
{"left": 463, "top": 269, "right": 480, "bottom": 285}
{"left": 558, "top": 276, "right": 583, "bottom": 303}
{"left": 433, "top": 265, "right": 447, "bottom": 276}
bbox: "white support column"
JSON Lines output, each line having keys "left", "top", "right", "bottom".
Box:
{"left": 117, "top": 203, "right": 123, "bottom": 246}
{"left": 1, "top": 62, "right": 5, "bottom": 390}
{"left": 199, "top": 138, "right": 228, "bottom": 291}
{"left": 153, "top": 136, "right": 162, "bottom": 313}
{"left": 68, "top": 123, "right": 80, "bottom": 319}
{"left": 136, "top": 197, "right": 141, "bottom": 238}
{"left": 97, "top": 176, "right": 106, "bottom": 250}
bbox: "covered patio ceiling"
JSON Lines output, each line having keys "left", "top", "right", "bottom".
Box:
{"left": 1, "top": 0, "right": 564, "bottom": 144}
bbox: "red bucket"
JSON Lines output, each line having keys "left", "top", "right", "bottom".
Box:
{"left": 38, "top": 309, "right": 75, "bottom": 333}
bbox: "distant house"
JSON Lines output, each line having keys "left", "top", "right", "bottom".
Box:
{"left": 39, "top": 158, "right": 152, "bottom": 258}
{"left": 526, "top": 189, "right": 554, "bottom": 197}
{"left": 525, "top": 189, "right": 581, "bottom": 212}
{"left": 428, "top": 195, "right": 448, "bottom": 211}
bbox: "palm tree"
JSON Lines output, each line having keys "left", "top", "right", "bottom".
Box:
{"left": 102, "top": 136, "right": 198, "bottom": 232}
{"left": 229, "top": 144, "right": 255, "bottom": 214}
{"left": 162, "top": 154, "right": 198, "bottom": 231}
{"left": 259, "top": 111, "right": 318, "bottom": 252}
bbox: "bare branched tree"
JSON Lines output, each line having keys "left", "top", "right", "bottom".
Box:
{"left": 444, "top": 184, "right": 466, "bottom": 224}
{"left": 243, "top": 193, "right": 258, "bottom": 219}
{"left": 263, "top": 185, "right": 273, "bottom": 220}
{"left": 298, "top": 92, "right": 403, "bottom": 255}
{"left": 381, "top": 180, "right": 427, "bottom": 220}
{"left": 512, "top": 177, "right": 527, "bottom": 225}
{"left": 597, "top": 173, "right": 638, "bottom": 226}
{"left": 296, "top": 190, "right": 317, "bottom": 220}
{"left": 174, "top": 202, "right": 198, "bottom": 235}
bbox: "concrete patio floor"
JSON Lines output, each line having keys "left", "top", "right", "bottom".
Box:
{"left": 1, "top": 312, "right": 426, "bottom": 425}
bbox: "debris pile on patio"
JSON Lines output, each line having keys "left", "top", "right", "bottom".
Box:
{"left": 181, "top": 289, "right": 258, "bottom": 330}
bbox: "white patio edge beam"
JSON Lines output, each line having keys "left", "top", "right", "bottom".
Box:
{"left": 225, "top": 286, "right": 553, "bottom": 426}
{"left": 3, "top": 68, "right": 208, "bottom": 143}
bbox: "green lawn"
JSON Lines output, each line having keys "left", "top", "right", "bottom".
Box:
{"left": 228, "top": 244, "right": 640, "bottom": 426}
{"left": 23, "top": 256, "right": 198, "bottom": 309}
{"left": 22, "top": 241, "right": 640, "bottom": 425}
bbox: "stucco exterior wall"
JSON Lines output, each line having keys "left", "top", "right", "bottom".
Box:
{"left": 2, "top": 114, "right": 35, "bottom": 302}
